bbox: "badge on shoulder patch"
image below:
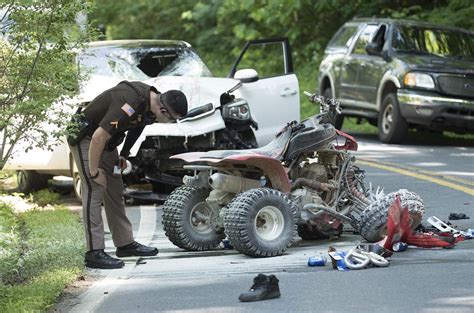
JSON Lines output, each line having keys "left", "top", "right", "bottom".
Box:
{"left": 121, "top": 103, "right": 135, "bottom": 117}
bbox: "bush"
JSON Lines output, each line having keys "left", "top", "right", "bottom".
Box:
{"left": 31, "top": 189, "right": 61, "bottom": 207}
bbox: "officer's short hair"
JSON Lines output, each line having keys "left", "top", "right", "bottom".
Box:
{"left": 160, "top": 90, "right": 188, "bottom": 119}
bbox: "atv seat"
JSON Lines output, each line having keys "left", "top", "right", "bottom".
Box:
{"left": 202, "top": 126, "right": 293, "bottom": 160}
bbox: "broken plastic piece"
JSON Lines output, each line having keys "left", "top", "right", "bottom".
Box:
{"left": 380, "top": 196, "right": 412, "bottom": 251}
{"left": 404, "top": 232, "right": 456, "bottom": 249}
{"left": 427, "top": 216, "right": 460, "bottom": 234}
{"left": 344, "top": 248, "right": 389, "bottom": 270}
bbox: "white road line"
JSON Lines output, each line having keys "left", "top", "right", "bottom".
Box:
{"left": 71, "top": 205, "right": 157, "bottom": 313}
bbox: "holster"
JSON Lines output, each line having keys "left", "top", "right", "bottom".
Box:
{"left": 66, "top": 108, "right": 93, "bottom": 146}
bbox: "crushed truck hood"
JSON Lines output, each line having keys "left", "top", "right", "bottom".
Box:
{"left": 122, "top": 76, "right": 241, "bottom": 157}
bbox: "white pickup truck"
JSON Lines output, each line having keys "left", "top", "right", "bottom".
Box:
{"left": 5, "top": 38, "right": 300, "bottom": 199}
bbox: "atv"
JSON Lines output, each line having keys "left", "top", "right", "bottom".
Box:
{"left": 161, "top": 93, "right": 425, "bottom": 257}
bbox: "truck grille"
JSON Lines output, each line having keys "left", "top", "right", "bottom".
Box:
{"left": 437, "top": 75, "right": 474, "bottom": 99}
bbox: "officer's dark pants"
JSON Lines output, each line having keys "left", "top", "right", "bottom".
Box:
{"left": 69, "top": 138, "right": 134, "bottom": 251}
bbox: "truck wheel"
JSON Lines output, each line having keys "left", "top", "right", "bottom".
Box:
{"left": 323, "top": 88, "right": 343, "bottom": 130}
{"left": 16, "top": 170, "right": 50, "bottom": 193}
{"left": 224, "top": 188, "right": 298, "bottom": 257}
{"left": 162, "top": 186, "right": 224, "bottom": 251}
{"left": 73, "top": 173, "right": 82, "bottom": 201}
{"left": 378, "top": 93, "right": 407, "bottom": 143}
{"left": 358, "top": 189, "right": 424, "bottom": 242}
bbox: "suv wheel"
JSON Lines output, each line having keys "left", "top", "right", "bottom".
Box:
{"left": 378, "top": 93, "right": 407, "bottom": 143}
{"left": 16, "top": 170, "right": 50, "bottom": 193}
{"left": 322, "top": 88, "right": 343, "bottom": 129}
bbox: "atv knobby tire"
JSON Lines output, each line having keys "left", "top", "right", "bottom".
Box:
{"left": 223, "top": 188, "right": 298, "bottom": 257}
{"left": 359, "top": 189, "right": 425, "bottom": 242}
{"left": 162, "top": 186, "right": 224, "bottom": 251}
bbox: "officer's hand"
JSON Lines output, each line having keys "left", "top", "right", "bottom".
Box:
{"left": 119, "top": 156, "right": 128, "bottom": 171}
{"left": 93, "top": 168, "right": 107, "bottom": 187}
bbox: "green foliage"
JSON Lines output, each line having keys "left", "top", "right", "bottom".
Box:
{"left": 0, "top": 268, "right": 80, "bottom": 312}
{"left": 0, "top": 0, "right": 95, "bottom": 169}
{"left": 17, "top": 207, "right": 84, "bottom": 282}
{"left": 91, "top": 0, "right": 472, "bottom": 77}
{"left": 0, "top": 203, "right": 21, "bottom": 285}
{"left": 31, "top": 189, "right": 61, "bottom": 207}
{"left": 0, "top": 203, "right": 84, "bottom": 311}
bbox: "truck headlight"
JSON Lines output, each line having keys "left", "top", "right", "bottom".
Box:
{"left": 222, "top": 99, "right": 250, "bottom": 123}
{"left": 404, "top": 72, "right": 435, "bottom": 90}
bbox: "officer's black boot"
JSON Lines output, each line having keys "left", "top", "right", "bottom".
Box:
{"left": 239, "top": 273, "right": 281, "bottom": 302}
{"left": 85, "top": 250, "right": 124, "bottom": 269}
{"left": 116, "top": 241, "right": 158, "bottom": 257}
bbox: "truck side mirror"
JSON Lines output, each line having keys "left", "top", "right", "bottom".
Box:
{"left": 234, "top": 69, "right": 259, "bottom": 83}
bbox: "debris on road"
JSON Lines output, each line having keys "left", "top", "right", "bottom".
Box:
{"left": 461, "top": 229, "right": 474, "bottom": 239}
{"left": 307, "top": 256, "right": 327, "bottom": 266}
{"left": 219, "top": 238, "right": 233, "bottom": 249}
{"left": 448, "top": 213, "right": 470, "bottom": 220}
{"left": 344, "top": 246, "right": 389, "bottom": 270}
{"left": 392, "top": 242, "right": 408, "bottom": 252}
{"left": 239, "top": 274, "right": 281, "bottom": 302}
{"left": 328, "top": 247, "right": 348, "bottom": 271}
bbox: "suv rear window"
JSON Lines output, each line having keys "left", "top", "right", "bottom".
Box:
{"left": 393, "top": 25, "right": 474, "bottom": 60}
{"left": 328, "top": 25, "right": 359, "bottom": 48}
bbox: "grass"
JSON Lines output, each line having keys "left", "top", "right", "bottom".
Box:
{"left": 0, "top": 202, "right": 84, "bottom": 312}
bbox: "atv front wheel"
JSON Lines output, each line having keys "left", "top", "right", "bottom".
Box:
{"left": 359, "top": 189, "right": 424, "bottom": 242}
{"left": 224, "top": 188, "right": 298, "bottom": 257}
{"left": 162, "top": 186, "right": 224, "bottom": 250}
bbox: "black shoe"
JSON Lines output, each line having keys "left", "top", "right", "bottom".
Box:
{"left": 85, "top": 250, "right": 124, "bottom": 269}
{"left": 116, "top": 241, "right": 158, "bottom": 257}
{"left": 239, "top": 274, "right": 281, "bottom": 302}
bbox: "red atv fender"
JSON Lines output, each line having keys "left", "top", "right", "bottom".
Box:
{"left": 335, "top": 129, "right": 358, "bottom": 151}
{"left": 172, "top": 152, "right": 292, "bottom": 193}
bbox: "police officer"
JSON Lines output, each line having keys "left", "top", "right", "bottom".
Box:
{"left": 68, "top": 81, "right": 188, "bottom": 269}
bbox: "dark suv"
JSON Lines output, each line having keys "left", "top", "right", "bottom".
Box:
{"left": 318, "top": 18, "right": 474, "bottom": 143}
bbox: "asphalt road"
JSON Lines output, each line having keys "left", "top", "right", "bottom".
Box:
{"left": 64, "top": 135, "right": 474, "bottom": 313}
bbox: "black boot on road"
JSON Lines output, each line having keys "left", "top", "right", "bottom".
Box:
{"left": 85, "top": 250, "right": 124, "bottom": 269}
{"left": 116, "top": 241, "right": 159, "bottom": 257}
{"left": 239, "top": 274, "right": 281, "bottom": 302}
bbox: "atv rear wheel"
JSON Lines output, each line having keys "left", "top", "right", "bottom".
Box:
{"left": 162, "top": 186, "right": 224, "bottom": 251}
{"left": 224, "top": 188, "right": 298, "bottom": 257}
{"left": 359, "top": 189, "right": 424, "bottom": 242}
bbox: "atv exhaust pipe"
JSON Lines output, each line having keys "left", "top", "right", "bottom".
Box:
{"left": 208, "top": 173, "right": 261, "bottom": 194}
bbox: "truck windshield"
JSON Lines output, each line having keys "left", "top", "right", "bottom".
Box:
{"left": 79, "top": 46, "right": 213, "bottom": 80}
{"left": 393, "top": 25, "right": 474, "bottom": 60}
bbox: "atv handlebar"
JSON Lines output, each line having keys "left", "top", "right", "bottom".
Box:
{"left": 304, "top": 91, "right": 342, "bottom": 126}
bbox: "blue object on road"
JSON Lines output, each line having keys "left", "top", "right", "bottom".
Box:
{"left": 220, "top": 239, "right": 233, "bottom": 249}
{"left": 308, "top": 256, "right": 327, "bottom": 266}
{"left": 392, "top": 242, "right": 408, "bottom": 252}
{"left": 461, "top": 229, "right": 474, "bottom": 239}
